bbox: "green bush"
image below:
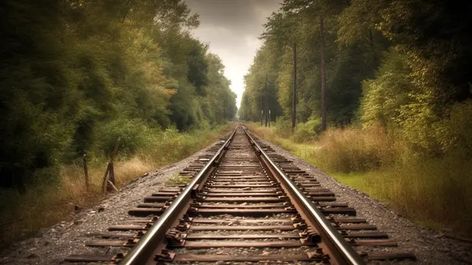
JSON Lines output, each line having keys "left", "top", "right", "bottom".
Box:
{"left": 292, "top": 117, "right": 321, "bottom": 143}
{"left": 442, "top": 100, "right": 472, "bottom": 155}
{"left": 273, "top": 117, "right": 292, "bottom": 138}
{"left": 95, "top": 119, "right": 150, "bottom": 158}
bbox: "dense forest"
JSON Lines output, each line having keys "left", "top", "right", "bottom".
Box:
{"left": 0, "top": 0, "right": 237, "bottom": 190}
{"left": 240, "top": 0, "right": 471, "bottom": 156}
{"left": 241, "top": 0, "right": 472, "bottom": 235}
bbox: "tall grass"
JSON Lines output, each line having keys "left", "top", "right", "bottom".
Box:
{"left": 0, "top": 125, "right": 232, "bottom": 248}
{"left": 315, "top": 125, "right": 398, "bottom": 172}
{"left": 343, "top": 153, "right": 472, "bottom": 236}
{"left": 248, "top": 122, "right": 472, "bottom": 237}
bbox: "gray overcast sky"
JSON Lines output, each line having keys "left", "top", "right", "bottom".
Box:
{"left": 185, "top": 0, "right": 282, "bottom": 107}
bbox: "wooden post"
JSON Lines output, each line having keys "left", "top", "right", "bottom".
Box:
{"left": 102, "top": 161, "right": 118, "bottom": 193}
{"left": 102, "top": 138, "right": 120, "bottom": 193}
{"left": 101, "top": 163, "right": 110, "bottom": 193}
{"left": 83, "top": 153, "right": 89, "bottom": 192}
{"left": 108, "top": 161, "right": 116, "bottom": 189}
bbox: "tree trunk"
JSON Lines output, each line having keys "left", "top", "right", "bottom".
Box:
{"left": 264, "top": 75, "right": 268, "bottom": 127}
{"left": 291, "top": 42, "right": 297, "bottom": 132}
{"left": 319, "top": 15, "right": 327, "bottom": 131}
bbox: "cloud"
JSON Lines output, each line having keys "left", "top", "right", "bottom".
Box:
{"left": 185, "top": 0, "right": 281, "bottom": 107}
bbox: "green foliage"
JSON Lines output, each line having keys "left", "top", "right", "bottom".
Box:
{"left": 242, "top": 0, "right": 471, "bottom": 156}
{"left": 243, "top": 0, "right": 472, "bottom": 237}
{"left": 336, "top": 0, "right": 387, "bottom": 46}
{"left": 316, "top": 125, "right": 397, "bottom": 172}
{"left": 360, "top": 48, "right": 471, "bottom": 156}
{"left": 292, "top": 117, "right": 321, "bottom": 142}
{"left": 360, "top": 49, "right": 413, "bottom": 127}
{"left": 441, "top": 100, "right": 472, "bottom": 155}
{"left": 166, "top": 174, "right": 192, "bottom": 185}
{"left": 0, "top": 125, "right": 231, "bottom": 248}
{"left": 95, "top": 119, "right": 150, "bottom": 158}
{"left": 143, "top": 125, "right": 231, "bottom": 166}
{"left": 273, "top": 117, "right": 293, "bottom": 138}
{"left": 0, "top": 0, "right": 236, "bottom": 189}
{"left": 239, "top": 42, "right": 283, "bottom": 122}
{"left": 355, "top": 0, "right": 471, "bottom": 156}
{"left": 240, "top": 0, "right": 378, "bottom": 127}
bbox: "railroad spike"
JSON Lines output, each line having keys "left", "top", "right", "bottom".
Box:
{"left": 176, "top": 222, "right": 190, "bottom": 231}
{"left": 190, "top": 202, "right": 201, "bottom": 207}
{"left": 181, "top": 214, "right": 192, "bottom": 222}
{"left": 293, "top": 222, "right": 307, "bottom": 229}
{"left": 165, "top": 230, "right": 185, "bottom": 246}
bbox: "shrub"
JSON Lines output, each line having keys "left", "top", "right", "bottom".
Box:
{"left": 442, "top": 100, "right": 472, "bottom": 155}
{"left": 292, "top": 117, "right": 321, "bottom": 143}
{"left": 95, "top": 119, "right": 150, "bottom": 158}
{"left": 273, "top": 117, "right": 292, "bottom": 138}
{"left": 361, "top": 152, "right": 472, "bottom": 236}
{"left": 316, "top": 125, "right": 398, "bottom": 172}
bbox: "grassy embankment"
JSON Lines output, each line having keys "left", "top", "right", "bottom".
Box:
{"left": 0, "top": 125, "right": 232, "bottom": 249}
{"left": 248, "top": 123, "right": 472, "bottom": 238}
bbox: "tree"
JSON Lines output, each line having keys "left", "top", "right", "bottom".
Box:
{"left": 0, "top": 0, "right": 236, "bottom": 189}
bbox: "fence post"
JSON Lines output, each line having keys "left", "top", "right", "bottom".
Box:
{"left": 102, "top": 138, "right": 120, "bottom": 193}
{"left": 108, "top": 160, "right": 116, "bottom": 190}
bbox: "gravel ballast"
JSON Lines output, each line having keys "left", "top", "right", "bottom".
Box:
{"left": 1, "top": 135, "right": 471, "bottom": 265}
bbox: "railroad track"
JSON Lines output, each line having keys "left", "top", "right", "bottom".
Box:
{"left": 66, "top": 126, "right": 415, "bottom": 264}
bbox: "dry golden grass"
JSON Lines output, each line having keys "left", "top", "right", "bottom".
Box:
{"left": 165, "top": 174, "right": 192, "bottom": 186}
{"left": 315, "top": 125, "right": 399, "bottom": 172}
{"left": 114, "top": 157, "right": 151, "bottom": 186}
{"left": 248, "top": 122, "right": 472, "bottom": 237}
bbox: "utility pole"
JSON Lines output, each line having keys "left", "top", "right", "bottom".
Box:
{"left": 319, "top": 15, "right": 327, "bottom": 131}
{"left": 291, "top": 42, "right": 297, "bottom": 132}
{"left": 264, "top": 75, "right": 268, "bottom": 127}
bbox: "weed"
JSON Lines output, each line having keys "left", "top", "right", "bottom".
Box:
{"left": 166, "top": 174, "right": 192, "bottom": 186}
{"left": 315, "top": 124, "right": 399, "bottom": 172}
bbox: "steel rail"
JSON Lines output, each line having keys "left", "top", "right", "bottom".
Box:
{"left": 120, "top": 128, "right": 237, "bottom": 265}
{"left": 244, "top": 128, "right": 364, "bottom": 265}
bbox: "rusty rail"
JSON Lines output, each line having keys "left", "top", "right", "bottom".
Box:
{"left": 119, "top": 129, "right": 237, "bottom": 265}
{"left": 66, "top": 125, "right": 415, "bottom": 264}
{"left": 243, "top": 128, "right": 364, "bottom": 265}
